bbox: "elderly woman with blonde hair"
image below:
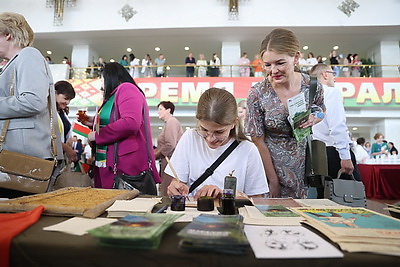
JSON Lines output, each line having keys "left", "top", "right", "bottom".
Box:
{"left": 0, "top": 12, "right": 62, "bottom": 198}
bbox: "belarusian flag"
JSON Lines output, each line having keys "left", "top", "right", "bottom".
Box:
{"left": 72, "top": 123, "right": 91, "bottom": 138}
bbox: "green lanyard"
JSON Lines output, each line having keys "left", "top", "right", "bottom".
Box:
{"left": 95, "top": 94, "right": 115, "bottom": 165}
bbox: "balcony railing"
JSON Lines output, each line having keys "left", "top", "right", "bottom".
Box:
{"left": 67, "top": 64, "right": 400, "bottom": 79}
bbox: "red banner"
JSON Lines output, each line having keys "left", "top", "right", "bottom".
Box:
{"left": 69, "top": 77, "right": 400, "bottom": 108}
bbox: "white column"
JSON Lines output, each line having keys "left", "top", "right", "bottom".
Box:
{"left": 71, "top": 45, "right": 99, "bottom": 78}
{"left": 221, "top": 41, "right": 241, "bottom": 77}
{"left": 383, "top": 119, "right": 400, "bottom": 148}
{"left": 369, "top": 41, "right": 400, "bottom": 77}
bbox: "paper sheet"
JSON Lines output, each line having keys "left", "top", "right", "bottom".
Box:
{"left": 43, "top": 217, "right": 117, "bottom": 236}
{"left": 244, "top": 225, "right": 343, "bottom": 259}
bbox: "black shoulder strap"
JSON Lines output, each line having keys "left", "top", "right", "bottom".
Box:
{"left": 309, "top": 76, "right": 318, "bottom": 106}
{"left": 189, "top": 140, "right": 240, "bottom": 193}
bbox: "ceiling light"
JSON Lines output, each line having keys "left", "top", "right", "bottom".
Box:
{"left": 158, "top": 126, "right": 163, "bottom": 130}
{"left": 166, "top": 66, "right": 171, "bottom": 70}
{"left": 126, "top": 48, "right": 132, "bottom": 52}
{"left": 322, "top": 57, "right": 327, "bottom": 62}
{"left": 302, "top": 46, "right": 309, "bottom": 50}
{"left": 352, "top": 127, "right": 358, "bottom": 131}
{"left": 185, "top": 127, "right": 191, "bottom": 130}
{"left": 46, "top": 50, "right": 52, "bottom": 55}
{"left": 184, "top": 47, "right": 190, "bottom": 51}
{"left": 110, "top": 59, "right": 115, "bottom": 62}
{"left": 155, "top": 47, "right": 161, "bottom": 52}
{"left": 333, "top": 45, "right": 339, "bottom": 50}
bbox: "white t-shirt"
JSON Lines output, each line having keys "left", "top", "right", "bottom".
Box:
{"left": 164, "top": 129, "right": 269, "bottom": 196}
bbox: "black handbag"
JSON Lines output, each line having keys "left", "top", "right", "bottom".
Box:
{"left": 114, "top": 170, "right": 156, "bottom": 195}
{"left": 112, "top": 105, "right": 157, "bottom": 195}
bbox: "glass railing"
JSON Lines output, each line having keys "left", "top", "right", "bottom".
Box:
{"left": 69, "top": 64, "right": 400, "bottom": 79}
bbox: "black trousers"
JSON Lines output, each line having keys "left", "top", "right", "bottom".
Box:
{"left": 326, "top": 146, "right": 362, "bottom": 181}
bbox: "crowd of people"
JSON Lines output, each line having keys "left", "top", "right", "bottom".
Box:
{"left": 353, "top": 133, "right": 398, "bottom": 164}
{"left": 1, "top": 12, "right": 396, "bottom": 201}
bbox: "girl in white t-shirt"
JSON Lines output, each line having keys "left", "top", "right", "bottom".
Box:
{"left": 165, "top": 88, "right": 269, "bottom": 200}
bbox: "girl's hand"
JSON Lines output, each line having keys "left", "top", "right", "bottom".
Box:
{"left": 194, "top": 185, "right": 222, "bottom": 201}
{"left": 167, "top": 180, "right": 189, "bottom": 196}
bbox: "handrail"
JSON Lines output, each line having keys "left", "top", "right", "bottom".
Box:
{"left": 66, "top": 64, "right": 400, "bottom": 79}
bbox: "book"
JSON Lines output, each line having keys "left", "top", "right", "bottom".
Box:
{"left": 251, "top": 197, "right": 302, "bottom": 207}
{"left": 239, "top": 205, "right": 303, "bottom": 226}
{"left": 177, "top": 214, "right": 249, "bottom": 254}
{"left": 88, "top": 213, "right": 182, "bottom": 249}
{"left": 292, "top": 207, "right": 400, "bottom": 255}
{"left": 106, "top": 198, "right": 162, "bottom": 217}
{"left": 287, "top": 92, "right": 311, "bottom": 142}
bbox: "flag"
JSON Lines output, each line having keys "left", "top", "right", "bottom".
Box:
{"left": 72, "top": 123, "right": 91, "bottom": 138}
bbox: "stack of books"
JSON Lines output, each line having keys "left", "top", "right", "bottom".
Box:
{"left": 88, "top": 213, "right": 182, "bottom": 249}
{"left": 292, "top": 207, "right": 400, "bottom": 256}
{"left": 386, "top": 202, "right": 400, "bottom": 219}
{"left": 177, "top": 214, "right": 249, "bottom": 254}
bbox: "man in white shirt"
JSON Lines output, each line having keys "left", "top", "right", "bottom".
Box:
{"left": 310, "top": 64, "right": 361, "bottom": 181}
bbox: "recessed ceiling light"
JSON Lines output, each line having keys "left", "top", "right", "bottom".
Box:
{"left": 158, "top": 126, "right": 163, "bottom": 130}
{"left": 110, "top": 59, "right": 115, "bottom": 62}
{"left": 185, "top": 127, "right": 191, "bottom": 130}
{"left": 46, "top": 50, "right": 52, "bottom": 55}
{"left": 333, "top": 45, "right": 339, "bottom": 50}
{"left": 302, "top": 46, "right": 309, "bottom": 50}
{"left": 184, "top": 46, "right": 190, "bottom": 51}
{"left": 126, "top": 48, "right": 132, "bottom": 52}
{"left": 352, "top": 127, "right": 358, "bottom": 131}
{"left": 155, "top": 47, "right": 161, "bottom": 52}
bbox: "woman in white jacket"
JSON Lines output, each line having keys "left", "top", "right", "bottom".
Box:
{"left": 141, "top": 54, "right": 153, "bottom": 77}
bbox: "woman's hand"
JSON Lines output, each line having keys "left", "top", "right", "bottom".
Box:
{"left": 299, "top": 114, "right": 323, "bottom": 128}
{"left": 267, "top": 179, "right": 281, "bottom": 198}
{"left": 88, "top": 131, "right": 96, "bottom": 142}
{"left": 194, "top": 185, "right": 222, "bottom": 201}
{"left": 167, "top": 179, "right": 189, "bottom": 196}
{"left": 62, "top": 143, "right": 77, "bottom": 163}
{"left": 77, "top": 114, "right": 94, "bottom": 127}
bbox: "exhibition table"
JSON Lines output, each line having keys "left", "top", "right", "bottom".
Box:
{"left": 359, "top": 164, "right": 400, "bottom": 199}
{"left": 7, "top": 201, "right": 399, "bottom": 267}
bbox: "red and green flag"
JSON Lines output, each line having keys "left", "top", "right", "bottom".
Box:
{"left": 72, "top": 123, "right": 91, "bottom": 138}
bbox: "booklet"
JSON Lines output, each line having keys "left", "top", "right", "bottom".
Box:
{"left": 177, "top": 214, "right": 249, "bottom": 254}
{"left": 287, "top": 92, "right": 311, "bottom": 142}
{"left": 89, "top": 213, "right": 182, "bottom": 249}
